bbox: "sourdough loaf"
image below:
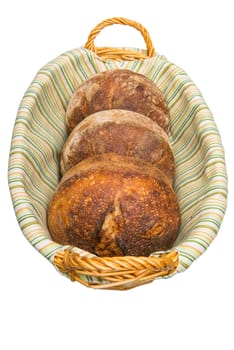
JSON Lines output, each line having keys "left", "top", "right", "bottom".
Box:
{"left": 61, "top": 109, "right": 175, "bottom": 182}
{"left": 48, "top": 154, "right": 180, "bottom": 257}
{"left": 66, "top": 69, "right": 170, "bottom": 134}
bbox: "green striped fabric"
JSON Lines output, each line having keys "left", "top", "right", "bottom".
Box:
{"left": 8, "top": 47, "right": 227, "bottom": 281}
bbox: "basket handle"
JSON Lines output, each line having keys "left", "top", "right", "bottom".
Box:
{"left": 84, "top": 17, "right": 156, "bottom": 61}
{"left": 54, "top": 250, "right": 178, "bottom": 290}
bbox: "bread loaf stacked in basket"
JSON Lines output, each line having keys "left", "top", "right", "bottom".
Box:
{"left": 47, "top": 69, "right": 181, "bottom": 257}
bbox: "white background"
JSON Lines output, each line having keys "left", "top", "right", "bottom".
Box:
{"left": 1, "top": 1, "right": 233, "bottom": 349}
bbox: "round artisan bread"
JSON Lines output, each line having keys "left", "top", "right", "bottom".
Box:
{"left": 47, "top": 154, "right": 180, "bottom": 257}
{"left": 61, "top": 109, "right": 175, "bottom": 183}
{"left": 65, "top": 69, "right": 170, "bottom": 134}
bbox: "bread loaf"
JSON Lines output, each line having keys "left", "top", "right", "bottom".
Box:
{"left": 61, "top": 109, "right": 175, "bottom": 182}
{"left": 66, "top": 69, "right": 170, "bottom": 134}
{"left": 47, "top": 154, "right": 180, "bottom": 257}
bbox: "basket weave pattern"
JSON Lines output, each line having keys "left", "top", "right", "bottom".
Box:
{"left": 54, "top": 250, "right": 178, "bottom": 290}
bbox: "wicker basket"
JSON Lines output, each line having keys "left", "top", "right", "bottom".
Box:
{"left": 8, "top": 17, "right": 227, "bottom": 290}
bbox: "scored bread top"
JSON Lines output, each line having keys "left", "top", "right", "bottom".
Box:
{"left": 61, "top": 109, "right": 175, "bottom": 182}
{"left": 66, "top": 69, "right": 170, "bottom": 133}
{"left": 48, "top": 154, "right": 180, "bottom": 257}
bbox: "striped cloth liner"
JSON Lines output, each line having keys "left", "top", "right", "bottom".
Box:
{"left": 8, "top": 47, "right": 227, "bottom": 279}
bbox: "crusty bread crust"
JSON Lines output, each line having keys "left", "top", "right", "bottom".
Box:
{"left": 66, "top": 69, "right": 170, "bottom": 134}
{"left": 48, "top": 154, "right": 180, "bottom": 257}
{"left": 61, "top": 109, "right": 175, "bottom": 182}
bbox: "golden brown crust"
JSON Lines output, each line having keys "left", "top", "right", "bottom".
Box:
{"left": 61, "top": 110, "right": 175, "bottom": 182}
{"left": 65, "top": 69, "right": 170, "bottom": 134}
{"left": 47, "top": 154, "right": 180, "bottom": 257}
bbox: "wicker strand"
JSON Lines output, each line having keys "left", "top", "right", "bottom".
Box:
{"left": 54, "top": 250, "right": 179, "bottom": 290}
{"left": 84, "top": 17, "right": 156, "bottom": 61}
